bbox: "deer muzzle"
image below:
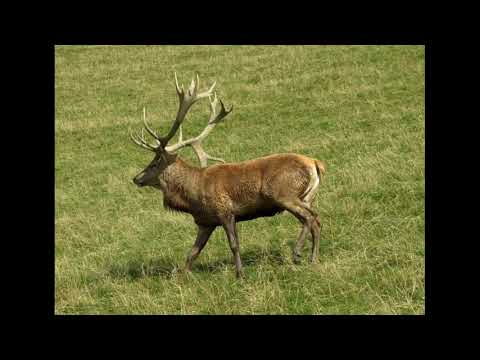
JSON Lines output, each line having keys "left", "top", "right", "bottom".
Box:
{"left": 133, "top": 173, "right": 146, "bottom": 187}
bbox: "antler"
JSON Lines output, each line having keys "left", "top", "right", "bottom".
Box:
{"left": 165, "top": 92, "right": 233, "bottom": 167}
{"left": 158, "top": 72, "right": 216, "bottom": 147}
{"left": 130, "top": 73, "right": 231, "bottom": 167}
{"left": 129, "top": 108, "right": 161, "bottom": 152}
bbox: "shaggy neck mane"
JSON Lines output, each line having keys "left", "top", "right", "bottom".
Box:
{"left": 160, "top": 158, "right": 202, "bottom": 214}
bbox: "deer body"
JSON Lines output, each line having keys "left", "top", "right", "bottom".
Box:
{"left": 130, "top": 73, "right": 326, "bottom": 278}
{"left": 157, "top": 153, "right": 325, "bottom": 227}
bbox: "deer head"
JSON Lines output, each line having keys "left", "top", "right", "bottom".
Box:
{"left": 130, "top": 73, "right": 233, "bottom": 187}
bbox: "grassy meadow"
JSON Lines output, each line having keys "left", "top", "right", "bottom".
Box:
{"left": 55, "top": 45, "right": 425, "bottom": 314}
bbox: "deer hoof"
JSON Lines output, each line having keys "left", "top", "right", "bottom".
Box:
{"left": 293, "top": 254, "right": 302, "bottom": 264}
{"left": 236, "top": 270, "right": 245, "bottom": 279}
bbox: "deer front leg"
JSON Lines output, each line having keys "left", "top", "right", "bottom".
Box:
{"left": 222, "top": 216, "right": 244, "bottom": 278}
{"left": 185, "top": 225, "right": 215, "bottom": 273}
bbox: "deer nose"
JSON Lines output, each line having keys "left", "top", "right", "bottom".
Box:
{"left": 133, "top": 177, "right": 142, "bottom": 186}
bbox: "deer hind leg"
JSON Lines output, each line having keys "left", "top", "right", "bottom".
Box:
{"left": 292, "top": 197, "right": 319, "bottom": 263}
{"left": 300, "top": 173, "right": 321, "bottom": 263}
{"left": 300, "top": 201, "right": 321, "bottom": 263}
{"left": 185, "top": 225, "right": 215, "bottom": 272}
{"left": 277, "top": 198, "right": 320, "bottom": 264}
{"left": 293, "top": 224, "right": 309, "bottom": 263}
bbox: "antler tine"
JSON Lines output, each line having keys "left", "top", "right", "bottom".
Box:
{"left": 178, "top": 124, "right": 183, "bottom": 143}
{"left": 209, "top": 96, "right": 233, "bottom": 124}
{"left": 174, "top": 72, "right": 184, "bottom": 97}
{"left": 129, "top": 128, "right": 157, "bottom": 152}
{"left": 141, "top": 128, "right": 160, "bottom": 149}
{"left": 188, "top": 77, "right": 196, "bottom": 97}
{"left": 207, "top": 80, "right": 217, "bottom": 94}
{"left": 142, "top": 107, "right": 161, "bottom": 145}
{"left": 128, "top": 106, "right": 163, "bottom": 152}
{"left": 191, "top": 142, "right": 226, "bottom": 168}
{"left": 205, "top": 153, "right": 226, "bottom": 163}
{"left": 190, "top": 73, "right": 216, "bottom": 100}
{"left": 209, "top": 92, "right": 219, "bottom": 118}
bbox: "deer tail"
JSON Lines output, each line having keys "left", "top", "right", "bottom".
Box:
{"left": 315, "top": 160, "right": 326, "bottom": 184}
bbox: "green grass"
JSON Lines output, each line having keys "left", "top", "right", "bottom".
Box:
{"left": 55, "top": 45, "right": 425, "bottom": 314}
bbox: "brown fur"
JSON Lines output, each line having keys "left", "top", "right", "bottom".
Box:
{"left": 156, "top": 153, "right": 323, "bottom": 226}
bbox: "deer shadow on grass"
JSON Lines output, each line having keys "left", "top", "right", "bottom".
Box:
{"left": 194, "top": 247, "right": 287, "bottom": 273}
{"left": 108, "top": 246, "right": 288, "bottom": 280}
{"left": 108, "top": 257, "right": 179, "bottom": 280}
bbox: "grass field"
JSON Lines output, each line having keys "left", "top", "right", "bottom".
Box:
{"left": 55, "top": 45, "right": 425, "bottom": 314}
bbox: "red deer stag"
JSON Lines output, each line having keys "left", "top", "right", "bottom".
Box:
{"left": 130, "top": 73, "right": 326, "bottom": 278}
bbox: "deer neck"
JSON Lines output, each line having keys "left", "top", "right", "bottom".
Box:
{"left": 159, "top": 157, "right": 202, "bottom": 213}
